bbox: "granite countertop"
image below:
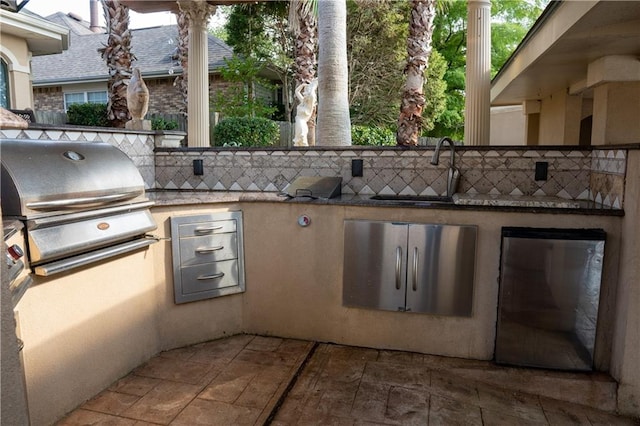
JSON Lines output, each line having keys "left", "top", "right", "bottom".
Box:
{"left": 148, "top": 190, "right": 624, "bottom": 216}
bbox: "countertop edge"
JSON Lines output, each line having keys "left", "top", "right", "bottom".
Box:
{"left": 147, "top": 191, "right": 625, "bottom": 217}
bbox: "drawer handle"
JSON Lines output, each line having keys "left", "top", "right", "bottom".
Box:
{"left": 194, "top": 225, "right": 223, "bottom": 234}
{"left": 197, "top": 272, "right": 225, "bottom": 280}
{"left": 196, "top": 246, "right": 224, "bottom": 254}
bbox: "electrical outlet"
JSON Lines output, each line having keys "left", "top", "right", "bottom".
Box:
{"left": 535, "top": 161, "right": 548, "bottom": 181}
{"left": 193, "top": 159, "right": 204, "bottom": 176}
{"left": 352, "top": 159, "right": 364, "bottom": 177}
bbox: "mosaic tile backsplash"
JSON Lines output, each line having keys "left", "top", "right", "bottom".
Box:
{"left": 0, "top": 127, "right": 626, "bottom": 209}
{"left": 155, "top": 147, "right": 626, "bottom": 209}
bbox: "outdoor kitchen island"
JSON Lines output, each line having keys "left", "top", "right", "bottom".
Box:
{"left": 8, "top": 138, "right": 640, "bottom": 424}
{"left": 13, "top": 188, "right": 636, "bottom": 425}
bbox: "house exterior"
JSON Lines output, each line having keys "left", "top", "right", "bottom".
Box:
{"left": 30, "top": 12, "right": 232, "bottom": 116}
{"left": 0, "top": 8, "right": 68, "bottom": 110}
{"left": 30, "top": 11, "right": 279, "bottom": 120}
{"left": 491, "top": 1, "right": 640, "bottom": 147}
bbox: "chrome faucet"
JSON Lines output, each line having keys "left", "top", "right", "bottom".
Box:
{"left": 430, "top": 137, "right": 460, "bottom": 198}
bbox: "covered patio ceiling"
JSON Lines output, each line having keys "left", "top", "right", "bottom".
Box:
{"left": 119, "top": 0, "right": 254, "bottom": 14}
{"left": 491, "top": 0, "right": 640, "bottom": 106}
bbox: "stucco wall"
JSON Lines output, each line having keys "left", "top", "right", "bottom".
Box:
{"left": 0, "top": 33, "right": 34, "bottom": 109}
{"left": 539, "top": 88, "right": 582, "bottom": 146}
{"left": 239, "top": 203, "right": 621, "bottom": 364}
{"left": 16, "top": 250, "right": 160, "bottom": 426}
{"left": 490, "top": 105, "right": 526, "bottom": 145}
{"left": 151, "top": 205, "right": 245, "bottom": 351}
{"left": 611, "top": 150, "right": 640, "bottom": 416}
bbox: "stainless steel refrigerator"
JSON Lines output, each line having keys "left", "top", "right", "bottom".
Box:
{"left": 495, "top": 227, "right": 606, "bottom": 371}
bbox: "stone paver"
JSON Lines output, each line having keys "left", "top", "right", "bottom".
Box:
{"left": 56, "top": 335, "right": 639, "bottom": 426}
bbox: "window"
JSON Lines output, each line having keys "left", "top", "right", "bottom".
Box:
{"left": 0, "top": 59, "right": 10, "bottom": 109}
{"left": 87, "top": 91, "right": 107, "bottom": 104}
{"left": 64, "top": 90, "right": 107, "bottom": 110}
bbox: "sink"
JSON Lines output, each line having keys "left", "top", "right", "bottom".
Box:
{"left": 370, "top": 195, "right": 454, "bottom": 204}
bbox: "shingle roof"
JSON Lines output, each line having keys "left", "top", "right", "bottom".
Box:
{"left": 43, "top": 11, "right": 101, "bottom": 36}
{"left": 31, "top": 13, "right": 234, "bottom": 86}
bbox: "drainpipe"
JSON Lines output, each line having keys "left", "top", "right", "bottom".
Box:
{"left": 89, "top": 0, "right": 102, "bottom": 33}
{"left": 464, "top": 0, "right": 491, "bottom": 145}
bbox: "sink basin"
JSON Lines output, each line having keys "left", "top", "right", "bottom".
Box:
{"left": 370, "top": 195, "right": 454, "bottom": 204}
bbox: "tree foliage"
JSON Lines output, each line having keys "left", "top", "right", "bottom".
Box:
{"left": 429, "top": 0, "right": 548, "bottom": 139}
{"left": 223, "top": 2, "right": 293, "bottom": 121}
{"left": 217, "top": 0, "right": 546, "bottom": 141}
{"left": 422, "top": 49, "right": 447, "bottom": 133}
{"left": 347, "top": 0, "right": 408, "bottom": 128}
{"left": 213, "top": 55, "right": 276, "bottom": 119}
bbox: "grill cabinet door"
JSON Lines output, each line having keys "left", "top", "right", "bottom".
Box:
{"left": 343, "top": 220, "right": 408, "bottom": 312}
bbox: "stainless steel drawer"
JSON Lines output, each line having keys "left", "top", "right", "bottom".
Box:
{"left": 178, "top": 219, "right": 237, "bottom": 237}
{"left": 171, "top": 211, "right": 246, "bottom": 304}
{"left": 179, "top": 233, "right": 238, "bottom": 266}
{"left": 180, "top": 260, "right": 240, "bottom": 295}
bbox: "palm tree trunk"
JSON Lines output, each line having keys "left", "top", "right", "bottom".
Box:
{"left": 397, "top": 0, "right": 436, "bottom": 146}
{"left": 99, "top": 0, "right": 133, "bottom": 128}
{"left": 175, "top": 11, "right": 189, "bottom": 116}
{"left": 317, "top": 0, "right": 351, "bottom": 146}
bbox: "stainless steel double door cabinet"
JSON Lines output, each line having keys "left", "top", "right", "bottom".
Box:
{"left": 343, "top": 220, "right": 477, "bottom": 316}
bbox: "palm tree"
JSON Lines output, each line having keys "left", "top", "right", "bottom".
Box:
{"left": 174, "top": 11, "right": 189, "bottom": 116}
{"left": 396, "top": 0, "right": 437, "bottom": 146}
{"left": 289, "top": 0, "right": 318, "bottom": 145}
{"left": 99, "top": 0, "right": 133, "bottom": 128}
{"left": 316, "top": 0, "right": 351, "bottom": 146}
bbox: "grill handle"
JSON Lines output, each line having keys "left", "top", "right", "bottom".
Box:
{"left": 33, "top": 238, "right": 156, "bottom": 276}
{"left": 26, "top": 191, "right": 142, "bottom": 211}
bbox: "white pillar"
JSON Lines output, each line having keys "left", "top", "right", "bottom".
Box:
{"left": 464, "top": 0, "right": 491, "bottom": 146}
{"left": 178, "top": 0, "right": 216, "bottom": 147}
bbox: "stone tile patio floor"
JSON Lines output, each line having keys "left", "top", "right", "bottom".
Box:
{"left": 57, "top": 334, "right": 639, "bottom": 425}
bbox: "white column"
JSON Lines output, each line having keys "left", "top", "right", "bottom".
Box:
{"left": 178, "top": 0, "right": 216, "bottom": 147}
{"left": 464, "top": 0, "right": 491, "bottom": 146}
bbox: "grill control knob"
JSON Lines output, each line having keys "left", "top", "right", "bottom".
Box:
{"left": 7, "top": 244, "right": 24, "bottom": 261}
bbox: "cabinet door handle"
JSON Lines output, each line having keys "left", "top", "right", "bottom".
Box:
{"left": 412, "top": 247, "right": 418, "bottom": 291}
{"left": 194, "top": 225, "right": 223, "bottom": 234}
{"left": 196, "top": 246, "right": 224, "bottom": 254}
{"left": 395, "top": 246, "right": 402, "bottom": 289}
{"left": 197, "top": 272, "right": 225, "bottom": 280}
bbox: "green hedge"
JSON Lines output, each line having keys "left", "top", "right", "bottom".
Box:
{"left": 66, "top": 103, "right": 109, "bottom": 127}
{"left": 151, "top": 117, "right": 179, "bottom": 131}
{"left": 213, "top": 117, "right": 279, "bottom": 147}
{"left": 351, "top": 125, "right": 396, "bottom": 146}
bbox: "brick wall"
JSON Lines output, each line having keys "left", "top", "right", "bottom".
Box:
{"left": 33, "top": 87, "right": 63, "bottom": 112}
{"left": 32, "top": 74, "right": 234, "bottom": 115}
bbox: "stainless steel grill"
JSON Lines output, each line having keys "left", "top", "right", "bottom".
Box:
{"left": 1, "top": 139, "right": 157, "bottom": 276}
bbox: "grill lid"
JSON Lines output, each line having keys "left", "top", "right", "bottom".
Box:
{"left": 1, "top": 139, "right": 147, "bottom": 218}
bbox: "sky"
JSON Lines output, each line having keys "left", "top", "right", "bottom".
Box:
{"left": 24, "top": 0, "right": 178, "bottom": 29}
